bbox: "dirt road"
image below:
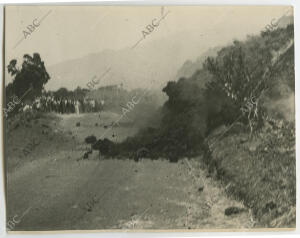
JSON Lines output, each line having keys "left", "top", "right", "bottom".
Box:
{"left": 6, "top": 113, "right": 253, "bottom": 231}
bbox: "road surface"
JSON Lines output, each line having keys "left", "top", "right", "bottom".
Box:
{"left": 6, "top": 113, "right": 253, "bottom": 231}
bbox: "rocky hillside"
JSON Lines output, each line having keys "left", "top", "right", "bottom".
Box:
{"left": 102, "top": 14, "right": 295, "bottom": 228}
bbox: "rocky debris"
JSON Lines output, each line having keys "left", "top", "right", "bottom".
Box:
{"left": 83, "top": 195, "right": 99, "bottom": 212}
{"left": 92, "top": 138, "right": 116, "bottom": 157}
{"left": 225, "top": 206, "right": 247, "bottom": 216}
{"left": 76, "top": 122, "right": 80, "bottom": 127}
{"left": 85, "top": 135, "right": 97, "bottom": 144}
{"left": 85, "top": 135, "right": 97, "bottom": 153}
{"left": 198, "top": 186, "right": 204, "bottom": 192}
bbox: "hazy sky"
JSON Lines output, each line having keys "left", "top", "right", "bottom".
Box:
{"left": 5, "top": 5, "right": 292, "bottom": 67}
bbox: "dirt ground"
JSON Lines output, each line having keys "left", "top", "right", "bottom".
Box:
{"left": 6, "top": 112, "right": 254, "bottom": 231}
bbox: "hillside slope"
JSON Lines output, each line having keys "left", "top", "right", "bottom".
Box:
{"left": 103, "top": 17, "right": 295, "bottom": 228}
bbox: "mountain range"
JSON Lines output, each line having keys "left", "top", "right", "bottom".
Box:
{"left": 40, "top": 14, "right": 294, "bottom": 92}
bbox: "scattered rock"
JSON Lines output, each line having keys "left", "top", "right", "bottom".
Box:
{"left": 198, "top": 186, "right": 204, "bottom": 192}
{"left": 95, "top": 123, "right": 98, "bottom": 127}
{"left": 225, "top": 206, "right": 246, "bottom": 216}
{"left": 85, "top": 135, "right": 97, "bottom": 144}
{"left": 92, "top": 138, "right": 115, "bottom": 156}
{"left": 76, "top": 122, "right": 80, "bottom": 127}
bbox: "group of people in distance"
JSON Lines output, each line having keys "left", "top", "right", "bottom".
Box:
{"left": 32, "top": 96, "right": 104, "bottom": 115}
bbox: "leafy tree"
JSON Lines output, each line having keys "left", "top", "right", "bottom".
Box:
{"left": 7, "top": 53, "right": 50, "bottom": 101}
{"left": 73, "top": 87, "right": 89, "bottom": 100}
{"left": 204, "top": 40, "right": 271, "bottom": 107}
{"left": 54, "top": 87, "right": 70, "bottom": 99}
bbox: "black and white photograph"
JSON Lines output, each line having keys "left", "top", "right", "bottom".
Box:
{"left": 2, "top": 4, "right": 296, "bottom": 232}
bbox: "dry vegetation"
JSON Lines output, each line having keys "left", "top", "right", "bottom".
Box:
{"left": 102, "top": 22, "right": 295, "bottom": 227}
